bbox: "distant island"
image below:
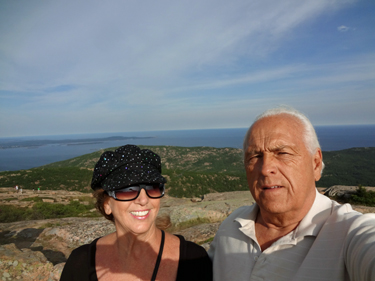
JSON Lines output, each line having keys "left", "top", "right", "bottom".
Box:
{"left": 0, "top": 136, "right": 154, "bottom": 149}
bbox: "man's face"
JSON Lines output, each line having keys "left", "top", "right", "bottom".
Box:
{"left": 244, "top": 114, "right": 322, "bottom": 217}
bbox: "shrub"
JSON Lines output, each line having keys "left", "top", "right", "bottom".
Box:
{"left": 30, "top": 201, "right": 95, "bottom": 220}
{"left": 0, "top": 205, "right": 33, "bottom": 223}
{"left": 20, "top": 197, "right": 53, "bottom": 202}
{"left": 0, "top": 200, "right": 99, "bottom": 223}
{"left": 349, "top": 185, "right": 375, "bottom": 206}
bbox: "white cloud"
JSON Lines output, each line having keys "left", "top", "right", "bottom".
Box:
{"left": 2, "top": 0, "right": 374, "bottom": 137}
{"left": 0, "top": 0, "right": 356, "bottom": 90}
{"left": 338, "top": 25, "right": 350, "bottom": 32}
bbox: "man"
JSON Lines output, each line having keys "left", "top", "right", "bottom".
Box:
{"left": 208, "top": 106, "right": 375, "bottom": 281}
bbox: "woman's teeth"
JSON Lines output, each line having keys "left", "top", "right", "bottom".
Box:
{"left": 131, "top": 210, "right": 149, "bottom": 216}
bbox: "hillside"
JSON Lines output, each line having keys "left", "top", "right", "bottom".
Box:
{"left": 319, "top": 147, "right": 375, "bottom": 187}
{"left": 0, "top": 146, "right": 374, "bottom": 198}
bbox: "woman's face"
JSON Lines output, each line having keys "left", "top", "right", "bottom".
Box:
{"left": 104, "top": 188, "right": 161, "bottom": 236}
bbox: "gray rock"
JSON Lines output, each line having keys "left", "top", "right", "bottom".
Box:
{"left": 324, "top": 185, "right": 359, "bottom": 197}
{"left": 3, "top": 189, "right": 373, "bottom": 280}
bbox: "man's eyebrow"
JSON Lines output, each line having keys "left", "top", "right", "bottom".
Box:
{"left": 246, "top": 145, "right": 262, "bottom": 154}
{"left": 246, "top": 147, "right": 262, "bottom": 155}
{"left": 269, "top": 145, "right": 288, "bottom": 151}
{"left": 270, "top": 145, "right": 299, "bottom": 153}
{"left": 247, "top": 145, "right": 293, "bottom": 154}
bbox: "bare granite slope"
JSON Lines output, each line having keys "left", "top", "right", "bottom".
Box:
{"left": 0, "top": 189, "right": 254, "bottom": 280}
{"left": 1, "top": 187, "right": 374, "bottom": 281}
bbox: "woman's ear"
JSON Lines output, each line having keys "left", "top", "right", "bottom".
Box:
{"left": 104, "top": 199, "right": 112, "bottom": 215}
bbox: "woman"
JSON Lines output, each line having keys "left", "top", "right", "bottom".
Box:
{"left": 60, "top": 144, "right": 212, "bottom": 281}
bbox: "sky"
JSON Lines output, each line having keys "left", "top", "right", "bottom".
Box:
{"left": 0, "top": 0, "right": 374, "bottom": 138}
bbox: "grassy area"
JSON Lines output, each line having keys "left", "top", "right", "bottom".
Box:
{"left": 349, "top": 186, "right": 375, "bottom": 206}
{"left": 332, "top": 185, "right": 375, "bottom": 207}
{"left": 167, "top": 217, "right": 213, "bottom": 232}
{"left": 165, "top": 170, "right": 248, "bottom": 198}
{"left": 20, "top": 196, "right": 55, "bottom": 202}
{"left": 199, "top": 236, "right": 214, "bottom": 245}
{"left": 0, "top": 167, "right": 93, "bottom": 192}
{"left": 0, "top": 200, "right": 100, "bottom": 223}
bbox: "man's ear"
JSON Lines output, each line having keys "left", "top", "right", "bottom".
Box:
{"left": 313, "top": 149, "right": 323, "bottom": 181}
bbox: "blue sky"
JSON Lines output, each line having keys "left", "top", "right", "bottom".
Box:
{"left": 0, "top": 0, "right": 374, "bottom": 137}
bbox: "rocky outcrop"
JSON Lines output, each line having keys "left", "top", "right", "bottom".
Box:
{"left": 324, "top": 185, "right": 375, "bottom": 200}
{"left": 0, "top": 190, "right": 254, "bottom": 280}
{"left": 0, "top": 243, "right": 57, "bottom": 281}
{"left": 1, "top": 188, "right": 374, "bottom": 280}
{"left": 324, "top": 185, "right": 359, "bottom": 198}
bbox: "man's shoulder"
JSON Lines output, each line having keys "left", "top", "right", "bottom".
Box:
{"left": 315, "top": 192, "right": 362, "bottom": 219}
{"left": 329, "top": 201, "right": 363, "bottom": 220}
{"left": 316, "top": 195, "right": 375, "bottom": 232}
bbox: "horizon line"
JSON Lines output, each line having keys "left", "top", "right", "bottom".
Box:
{"left": 1, "top": 123, "right": 375, "bottom": 139}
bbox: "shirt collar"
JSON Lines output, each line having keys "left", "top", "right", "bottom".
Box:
{"left": 293, "top": 189, "right": 333, "bottom": 238}
{"left": 234, "top": 204, "right": 258, "bottom": 241}
{"left": 234, "top": 189, "right": 333, "bottom": 239}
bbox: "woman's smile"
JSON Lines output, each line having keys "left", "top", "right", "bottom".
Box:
{"left": 130, "top": 210, "right": 150, "bottom": 219}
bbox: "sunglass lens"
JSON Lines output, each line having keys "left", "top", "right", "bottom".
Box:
{"left": 145, "top": 184, "right": 164, "bottom": 198}
{"left": 115, "top": 186, "right": 140, "bottom": 200}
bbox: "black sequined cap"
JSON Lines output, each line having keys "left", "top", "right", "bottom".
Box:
{"left": 91, "top": 145, "right": 167, "bottom": 191}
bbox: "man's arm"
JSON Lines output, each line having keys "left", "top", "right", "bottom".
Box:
{"left": 345, "top": 213, "right": 375, "bottom": 281}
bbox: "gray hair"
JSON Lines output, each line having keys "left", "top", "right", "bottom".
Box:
{"left": 243, "top": 106, "right": 325, "bottom": 171}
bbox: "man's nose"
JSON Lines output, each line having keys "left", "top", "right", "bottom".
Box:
{"left": 259, "top": 154, "right": 277, "bottom": 175}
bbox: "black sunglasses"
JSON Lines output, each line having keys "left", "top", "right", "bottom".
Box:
{"left": 107, "top": 183, "right": 165, "bottom": 201}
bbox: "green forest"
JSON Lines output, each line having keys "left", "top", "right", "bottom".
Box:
{"left": 0, "top": 146, "right": 374, "bottom": 198}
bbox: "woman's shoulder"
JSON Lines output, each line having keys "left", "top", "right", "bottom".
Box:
{"left": 69, "top": 238, "right": 99, "bottom": 260}
{"left": 60, "top": 238, "right": 100, "bottom": 281}
{"left": 174, "top": 235, "right": 213, "bottom": 281}
{"left": 174, "top": 235, "right": 208, "bottom": 258}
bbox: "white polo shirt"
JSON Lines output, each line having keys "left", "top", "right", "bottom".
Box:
{"left": 208, "top": 190, "right": 375, "bottom": 281}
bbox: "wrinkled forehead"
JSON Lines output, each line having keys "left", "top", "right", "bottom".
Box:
{"left": 246, "top": 114, "right": 306, "bottom": 149}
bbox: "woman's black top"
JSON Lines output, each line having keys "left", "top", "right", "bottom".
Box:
{"left": 60, "top": 235, "right": 212, "bottom": 281}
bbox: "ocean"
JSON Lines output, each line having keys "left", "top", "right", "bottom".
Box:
{"left": 0, "top": 125, "right": 374, "bottom": 172}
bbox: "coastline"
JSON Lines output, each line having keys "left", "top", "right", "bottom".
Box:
{"left": 0, "top": 125, "right": 374, "bottom": 172}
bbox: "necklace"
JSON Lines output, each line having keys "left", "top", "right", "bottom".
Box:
{"left": 151, "top": 230, "right": 165, "bottom": 281}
